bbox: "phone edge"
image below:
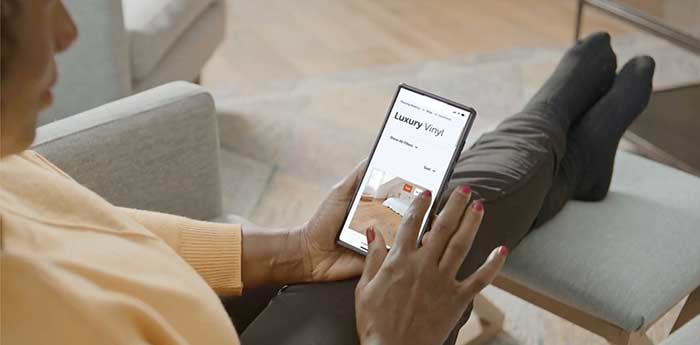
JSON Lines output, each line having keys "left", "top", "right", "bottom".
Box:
{"left": 335, "top": 83, "right": 477, "bottom": 256}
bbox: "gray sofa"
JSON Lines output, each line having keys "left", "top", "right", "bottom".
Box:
{"left": 33, "top": 82, "right": 223, "bottom": 221}
{"left": 41, "top": 0, "right": 226, "bottom": 125}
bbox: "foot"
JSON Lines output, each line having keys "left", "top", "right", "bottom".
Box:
{"left": 565, "top": 56, "right": 656, "bottom": 201}
{"left": 523, "top": 32, "right": 617, "bottom": 130}
{"left": 533, "top": 56, "right": 655, "bottom": 226}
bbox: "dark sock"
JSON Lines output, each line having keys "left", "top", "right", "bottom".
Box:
{"left": 535, "top": 56, "right": 656, "bottom": 222}
{"left": 523, "top": 32, "right": 617, "bottom": 130}
{"left": 570, "top": 55, "right": 655, "bottom": 200}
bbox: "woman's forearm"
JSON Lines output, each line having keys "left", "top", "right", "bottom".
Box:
{"left": 240, "top": 225, "right": 306, "bottom": 288}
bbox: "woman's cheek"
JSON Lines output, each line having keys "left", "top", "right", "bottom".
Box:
{"left": 18, "top": 19, "right": 55, "bottom": 93}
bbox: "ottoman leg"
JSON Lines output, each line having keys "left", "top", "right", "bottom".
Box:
{"left": 456, "top": 294, "right": 505, "bottom": 345}
{"left": 613, "top": 331, "right": 653, "bottom": 345}
{"left": 671, "top": 285, "right": 700, "bottom": 333}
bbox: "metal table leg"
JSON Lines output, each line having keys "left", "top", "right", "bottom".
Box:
{"left": 574, "top": 0, "right": 585, "bottom": 43}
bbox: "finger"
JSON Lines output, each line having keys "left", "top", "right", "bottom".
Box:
{"left": 358, "top": 226, "right": 388, "bottom": 288}
{"left": 425, "top": 185, "right": 472, "bottom": 260}
{"left": 330, "top": 159, "right": 368, "bottom": 200}
{"left": 458, "top": 246, "right": 508, "bottom": 300}
{"left": 420, "top": 230, "right": 431, "bottom": 247}
{"left": 439, "top": 200, "right": 484, "bottom": 275}
{"left": 392, "top": 190, "right": 431, "bottom": 254}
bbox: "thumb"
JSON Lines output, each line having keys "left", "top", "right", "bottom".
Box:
{"left": 358, "top": 226, "right": 388, "bottom": 288}
{"left": 458, "top": 246, "right": 507, "bottom": 301}
{"left": 330, "top": 159, "right": 368, "bottom": 200}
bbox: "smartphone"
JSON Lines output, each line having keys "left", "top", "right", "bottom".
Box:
{"left": 336, "top": 84, "right": 476, "bottom": 255}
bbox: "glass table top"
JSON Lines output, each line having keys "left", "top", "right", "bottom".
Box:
{"left": 582, "top": 0, "right": 700, "bottom": 55}
{"left": 613, "top": 0, "right": 700, "bottom": 38}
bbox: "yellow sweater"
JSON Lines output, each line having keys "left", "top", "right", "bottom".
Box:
{"left": 1, "top": 151, "right": 244, "bottom": 344}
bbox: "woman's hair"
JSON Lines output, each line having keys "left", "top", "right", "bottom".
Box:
{"left": 1, "top": 0, "right": 20, "bottom": 81}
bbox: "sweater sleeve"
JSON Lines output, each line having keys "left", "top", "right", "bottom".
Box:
{"left": 22, "top": 150, "right": 244, "bottom": 296}
{"left": 119, "top": 208, "right": 244, "bottom": 296}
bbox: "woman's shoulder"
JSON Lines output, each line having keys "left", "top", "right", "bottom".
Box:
{"left": 2, "top": 150, "right": 72, "bottom": 180}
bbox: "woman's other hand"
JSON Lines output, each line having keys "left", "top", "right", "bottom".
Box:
{"left": 355, "top": 187, "right": 507, "bottom": 345}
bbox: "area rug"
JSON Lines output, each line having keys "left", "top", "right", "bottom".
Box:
{"left": 213, "top": 34, "right": 700, "bottom": 227}
{"left": 212, "top": 34, "right": 699, "bottom": 344}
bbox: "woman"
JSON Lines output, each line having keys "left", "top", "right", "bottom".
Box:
{"left": 1, "top": 1, "right": 654, "bottom": 345}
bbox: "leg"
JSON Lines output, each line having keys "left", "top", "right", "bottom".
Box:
{"left": 449, "top": 56, "right": 654, "bottom": 345}
{"left": 240, "top": 279, "right": 360, "bottom": 345}
{"left": 455, "top": 294, "right": 505, "bottom": 345}
{"left": 441, "top": 32, "right": 618, "bottom": 344}
{"left": 220, "top": 284, "right": 283, "bottom": 332}
{"left": 609, "top": 331, "right": 653, "bottom": 345}
{"left": 574, "top": 0, "right": 585, "bottom": 43}
{"left": 441, "top": 131, "right": 560, "bottom": 344}
{"left": 626, "top": 332, "right": 653, "bottom": 345}
{"left": 240, "top": 32, "right": 625, "bottom": 344}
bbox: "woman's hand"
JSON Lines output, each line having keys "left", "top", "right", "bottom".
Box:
{"left": 240, "top": 161, "right": 368, "bottom": 288}
{"left": 355, "top": 187, "right": 507, "bottom": 345}
{"left": 293, "top": 160, "right": 368, "bottom": 282}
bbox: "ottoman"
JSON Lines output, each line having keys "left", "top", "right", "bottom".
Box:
{"left": 473, "top": 152, "right": 700, "bottom": 345}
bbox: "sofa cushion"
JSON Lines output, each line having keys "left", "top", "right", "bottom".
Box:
{"left": 133, "top": 3, "right": 225, "bottom": 92}
{"left": 122, "top": 0, "right": 220, "bottom": 79}
{"left": 502, "top": 151, "right": 700, "bottom": 331}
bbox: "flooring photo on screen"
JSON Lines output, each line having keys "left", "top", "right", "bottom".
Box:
{"left": 349, "top": 167, "right": 430, "bottom": 247}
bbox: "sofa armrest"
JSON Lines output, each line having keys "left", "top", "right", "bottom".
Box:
{"left": 40, "top": 0, "right": 132, "bottom": 125}
{"left": 33, "top": 82, "right": 222, "bottom": 221}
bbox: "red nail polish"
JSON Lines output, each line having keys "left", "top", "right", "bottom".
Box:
{"left": 366, "top": 227, "right": 375, "bottom": 244}
{"left": 472, "top": 200, "right": 483, "bottom": 212}
{"left": 421, "top": 190, "right": 432, "bottom": 198}
{"left": 498, "top": 245, "right": 508, "bottom": 256}
{"left": 459, "top": 185, "right": 471, "bottom": 194}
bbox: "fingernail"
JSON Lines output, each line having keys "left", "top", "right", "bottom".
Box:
{"left": 498, "top": 245, "right": 508, "bottom": 256}
{"left": 458, "top": 185, "right": 471, "bottom": 195}
{"left": 421, "top": 190, "right": 432, "bottom": 198}
{"left": 471, "top": 200, "right": 483, "bottom": 212}
{"left": 366, "top": 227, "right": 375, "bottom": 244}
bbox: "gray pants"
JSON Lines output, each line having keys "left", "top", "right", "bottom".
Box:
{"left": 225, "top": 106, "right": 568, "bottom": 345}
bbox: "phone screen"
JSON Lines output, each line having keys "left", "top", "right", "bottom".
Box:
{"left": 337, "top": 84, "right": 476, "bottom": 254}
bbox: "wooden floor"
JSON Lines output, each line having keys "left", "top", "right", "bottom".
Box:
{"left": 200, "top": 0, "right": 685, "bottom": 87}
{"left": 349, "top": 199, "right": 402, "bottom": 247}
